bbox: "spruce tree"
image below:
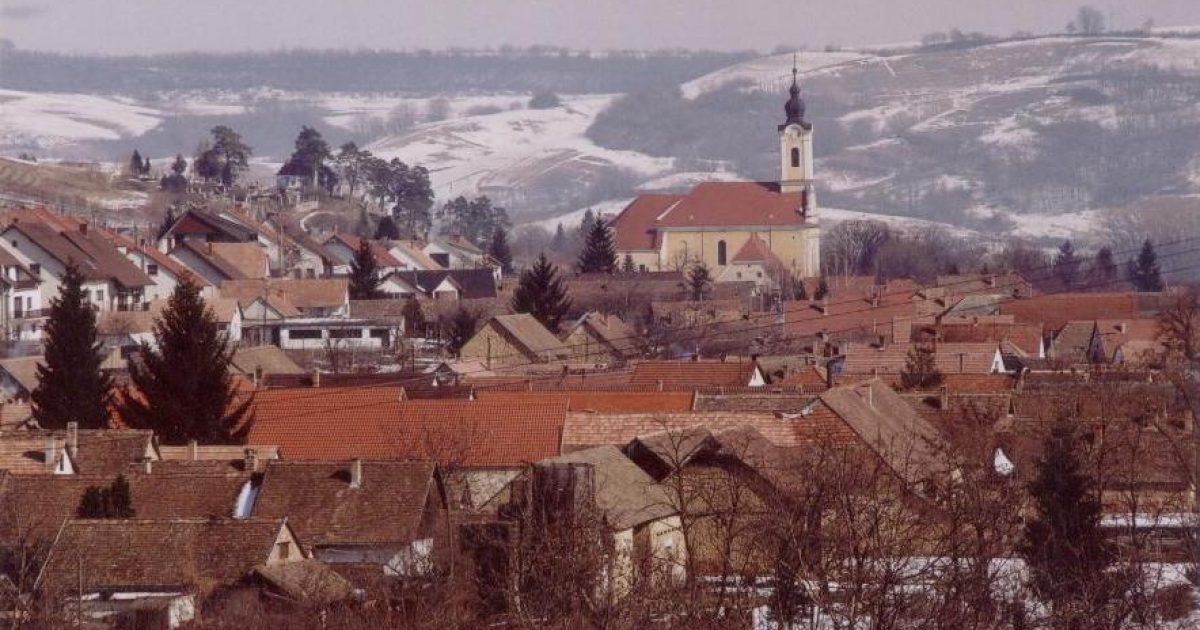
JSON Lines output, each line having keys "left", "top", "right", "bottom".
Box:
{"left": 1128, "top": 239, "right": 1164, "bottom": 292}
{"left": 32, "top": 262, "right": 112, "bottom": 430}
{"left": 686, "top": 262, "right": 712, "bottom": 302}
{"left": 375, "top": 215, "right": 401, "bottom": 240}
{"left": 1053, "top": 240, "right": 1080, "bottom": 289}
{"left": 119, "top": 278, "right": 251, "bottom": 445}
{"left": 814, "top": 276, "right": 830, "bottom": 300}
{"left": 511, "top": 253, "right": 572, "bottom": 331}
{"left": 488, "top": 226, "right": 513, "bottom": 274}
{"left": 577, "top": 219, "right": 617, "bottom": 274}
{"left": 348, "top": 238, "right": 382, "bottom": 300}
{"left": 899, "top": 345, "right": 943, "bottom": 390}
{"left": 622, "top": 254, "right": 636, "bottom": 274}
{"left": 129, "top": 150, "right": 144, "bottom": 176}
{"left": 445, "top": 307, "right": 481, "bottom": 356}
{"left": 551, "top": 223, "right": 568, "bottom": 254}
{"left": 1090, "top": 246, "right": 1118, "bottom": 288}
{"left": 1019, "top": 417, "right": 1113, "bottom": 618}
{"left": 401, "top": 296, "right": 426, "bottom": 338}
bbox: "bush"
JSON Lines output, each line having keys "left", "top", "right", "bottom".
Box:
{"left": 529, "top": 91, "right": 562, "bottom": 109}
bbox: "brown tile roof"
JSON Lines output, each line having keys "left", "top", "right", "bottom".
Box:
{"left": 211, "top": 242, "right": 269, "bottom": 279}
{"left": 538, "top": 445, "right": 675, "bottom": 530}
{"left": 221, "top": 278, "right": 348, "bottom": 310}
{"left": 230, "top": 345, "right": 305, "bottom": 376}
{"left": 37, "top": 518, "right": 291, "bottom": 595}
{"left": 0, "top": 429, "right": 154, "bottom": 475}
{"left": 817, "top": 380, "right": 950, "bottom": 485}
{"left": 608, "top": 194, "right": 681, "bottom": 250}
{"left": 173, "top": 239, "right": 250, "bottom": 280}
{"left": 655, "top": 182, "right": 806, "bottom": 228}
{"left": 6, "top": 221, "right": 153, "bottom": 288}
{"left": 0, "top": 356, "right": 41, "bottom": 394}
{"left": 1000, "top": 293, "right": 1142, "bottom": 332}
{"left": 252, "top": 460, "right": 439, "bottom": 546}
{"left": 566, "top": 312, "right": 640, "bottom": 357}
{"left": 561, "top": 411, "right": 842, "bottom": 451}
{"left": 692, "top": 392, "right": 816, "bottom": 413}
{"left": 389, "top": 240, "right": 443, "bottom": 270}
{"left": 841, "top": 342, "right": 999, "bottom": 375}
{"left": 488, "top": 314, "right": 570, "bottom": 358}
{"left": 934, "top": 321, "right": 1043, "bottom": 356}
{"left": 628, "top": 360, "right": 761, "bottom": 388}
{"left": 1093, "top": 318, "right": 1163, "bottom": 360}
{"left": 1048, "top": 320, "right": 1098, "bottom": 363}
{"left": 326, "top": 232, "right": 405, "bottom": 268}
{"left": 245, "top": 391, "right": 569, "bottom": 467}
{"left": 474, "top": 390, "right": 694, "bottom": 413}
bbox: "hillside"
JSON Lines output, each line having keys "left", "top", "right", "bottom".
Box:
{"left": 4, "top": 35, "right": 1200, "bottom": 244}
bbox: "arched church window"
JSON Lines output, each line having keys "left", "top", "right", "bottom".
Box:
{"left": 790, "top": 147, "right": 800, "bottom": 168}
{"left": 717, "top": 240, "right": 727, "bottom": 266}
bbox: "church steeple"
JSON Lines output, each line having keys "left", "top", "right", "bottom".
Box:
{"left": 778, "top": 55, "right": 816, "bottom": 207}
{"left": 780, "top": 61, "right": 810, "bottom": 131}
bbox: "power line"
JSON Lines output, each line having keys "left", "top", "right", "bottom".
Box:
{"left": 238, "top": 242, "right": 1200, "bottom": 414}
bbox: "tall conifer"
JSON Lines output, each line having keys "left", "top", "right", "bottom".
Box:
{"left": 511, "top": 253, "right": 572, "bottom": 331}
{"left": 32, "top": 262, "right": 112, "bottom": 429}
{"left": 577, "top": 219, "right": 617, "bottom": 274}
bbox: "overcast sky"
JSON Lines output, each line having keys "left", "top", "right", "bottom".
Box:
{"left": 3, "top": 0, "right": 1200, "bottom": 55}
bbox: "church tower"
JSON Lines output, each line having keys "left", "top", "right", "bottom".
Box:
{"left": 778, "top": 63, "right": 815, "bottom": 217}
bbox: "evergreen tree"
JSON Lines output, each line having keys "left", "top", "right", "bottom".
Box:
{"left": 899, "top": 345, "right": 943, "bottom": 390}
{"left": 76, "top": 475, "right": 135, "bottom": 519}
{"left": 686, "top": 261, "right": 711, "bottom": 302}
{"left": 551, "top": 224, "right": 568, "bottom": 253}
{"left": 118, "top": 278, "right": 251, "bottom": 444}
{"left": 278, "top": 125, "right": 331, "bottom": 187}
{"left": 621, "top": 253, "right": 636, "bottom": 274}
{"left": 1090, "top": 245, "right": 1118, "bottom": 288}
{"left": 577, "top": 219, "right": 617, "bottom": 274}
{"left": 201, "top": 125, "right": 252, "bottom": 187}
{"left": 511, "top": 253, "right": 572, "bottom": 331}
{"left": 488, "top": 226, "right": 513, "bottom": 274}
{"left": 129, "top": 150, "right": 144, "bottom": 177}
{"left": 348, "top": 238, "right": 382, "bottom": 300}
{"left": 401, "top": 296, "right": 426, "bottom": 338}
{"left": 160, "top": 154, "right": 189, "bottom": 192}
{"left": 170, "top": 154, "right": 187, "bottom": 176}
{"left": 374, "top": 215, "right": 401, "bottom": 240}
{"left": 437, "top": 196, "right": 511, "bottom": 246}
{"left": 1019, "top": 417, "right": 1114, "bottom": 619}
{"left": 1128, "top": 239, "right": 1164, "bottom": 292}
{"left": 795, "top": 278, "right": 808, "bottom": 301}
{"left": 814, "top": 276, "right": 830, "bottom": 300}
{"left": 445, "top": 307, "right": 482, "bottom": 356}
{"left": 1053, "top": 239, "right": 1080, "bottom": 289}
{"left": 32, "top": 262, "right": 112, "bottom": 430}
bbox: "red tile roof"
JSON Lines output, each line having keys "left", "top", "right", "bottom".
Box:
{"left": 628, "top": 360, "right": 761, "bottom": 387}
{"left": 607, "top": 194, "right": 681, "bottom": 251}
{"left": 474, "top": 390, "right": 694, "bottom": 413}
{"left": 655, "top": 182, "right": 806, "bottom": 228}
{"left": 1000, "top": 293, "right": 1141, "bottom": 331}
{"left": 245, "top": 390, "right": 569, "bottom": 467}
{"left": 326, "top": 232, "right": 405, "bottom": 268}
{"left": 730, "top": 233, "right": 781, "bottom": 264}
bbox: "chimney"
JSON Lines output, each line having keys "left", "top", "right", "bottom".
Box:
{"left": 350, "top": 458, "right": 363, "bottom": 489}
{"left": 66, "top": 421, "right": 78, "bottom": 458}
{"left": 864, "top": 384, "right": 874, "bottom": 409}
{"left": 939, "top": 386, "right": 950, "bottom": 410}
{"left": 311, "top": 368, "right": 321, "bottom": 388}
{"left": 825, "top": 363, "right": 836, "bottom": 389}
{"left": 252, "top": 367, "right": 263, "bottom": 389}
{"left": 985, "top": 274, "right": 996, "bottom": 288}
{"left": 1117, "top": 322, "right": 1128, "bottom": 334}
{"left": 244, "top": 448, "right": 259, "bottom": 473}
{"left": 44, "top": 438, "right": 57, "bottom": 472}
{"left": 188, "top": 439, "right": 199, "bottom": 461}
{"left": 818, "top": 299, "right": 829, "bottom": 316}
{"left": 142, "top": 459, "right": 153, "bottom": 474}
{"left": 79, "top": 223, "right": 88, "bottom": 235}
{"left": 207, "top": 241, "right": 213, "bottom": 255}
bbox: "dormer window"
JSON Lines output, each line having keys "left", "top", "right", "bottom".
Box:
{"left": 147, "top": 264, "right": 159, "bottom": 276}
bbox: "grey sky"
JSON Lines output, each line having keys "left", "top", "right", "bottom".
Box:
{"left": 2, "top": 0, "right": 1199, "bottom": 54}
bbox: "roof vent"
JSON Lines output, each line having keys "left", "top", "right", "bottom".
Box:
{"left": 350, "top": 458, "right": 363, "bottom": 489}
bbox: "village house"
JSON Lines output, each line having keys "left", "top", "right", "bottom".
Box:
{"left": 251, "top": 459, "right": 451, "bottom": 576}
{"left": 459, "top": 313, "right": 570, "bottom": 370}
{"left": 560, "top": 311, "right": 639, "bottom": 365}
{"left": 609, "top": 67, "right": 819, "bottom": 279}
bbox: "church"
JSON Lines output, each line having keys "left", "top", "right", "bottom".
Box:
{"left": 609, "top": 67, "right": 821, "bottom": 282}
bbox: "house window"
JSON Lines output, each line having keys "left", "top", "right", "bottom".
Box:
{"left": 638, "top": 264, "right": 647, "bottom": 273}
{"left": 146, "top": 264, "right": 158, "bottom": 276}
{"left": 289, "top": 329, "right": 322, "bottom": 340}
{"left": 277, "top": 542, "right": 291, "bottom": 559}
{"left": 28, "top": 264, "right": 39, "bottom": 276}
{"left": 791, "top": 147, "right": 800, "bottom": 168}
{"left": 369, "top": 328, "right": 389, "bottom": 339}
{"left": 95, "top": 290, "right": 104, "bottom": 304}
{"left": 716, "top": 241, "right": 727, "bottom": 266}
{"left": 25, "top": 297, "right": 31, "bottom": 310}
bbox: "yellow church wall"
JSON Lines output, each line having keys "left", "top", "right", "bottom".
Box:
{"left": 657, "top": 227, "right": 818, "bottom": 277}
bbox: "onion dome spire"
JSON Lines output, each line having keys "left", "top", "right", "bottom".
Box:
{"left": 781, "top": 55, "right": 810, "bottom": 130}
